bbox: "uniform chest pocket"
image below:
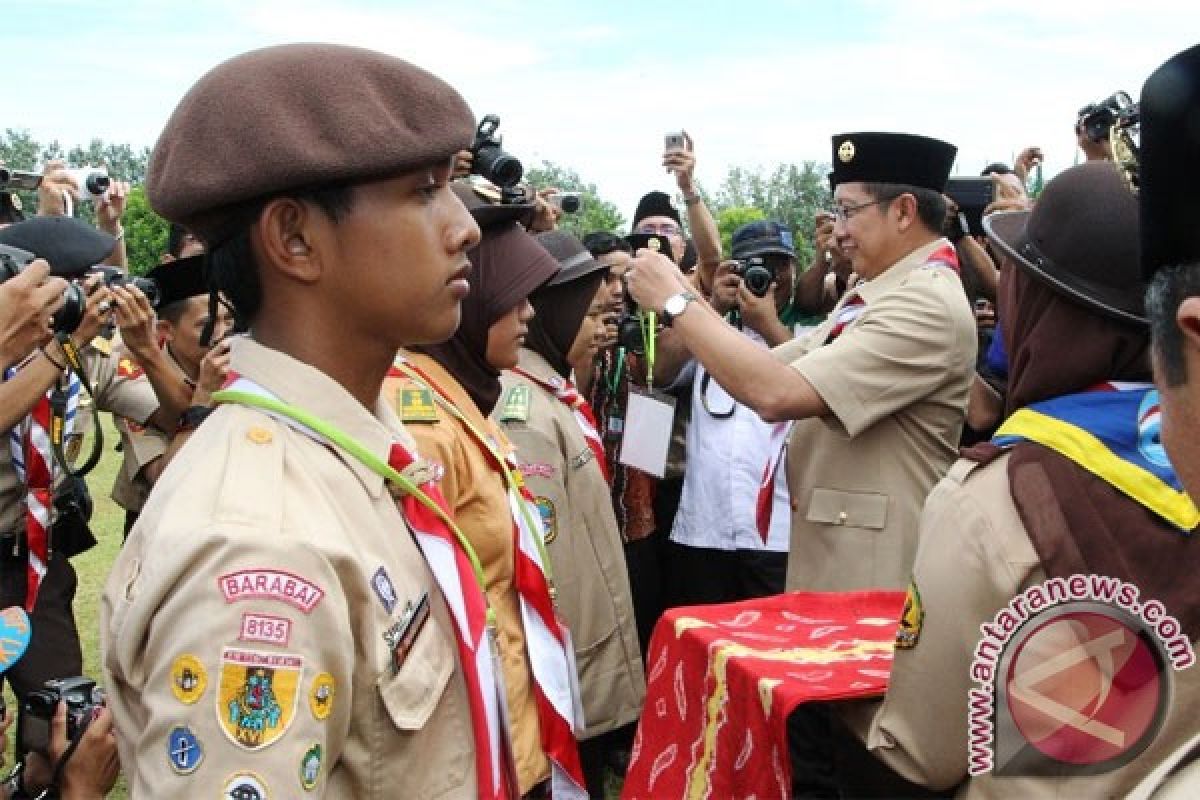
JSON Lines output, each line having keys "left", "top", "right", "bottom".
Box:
{"left": 376, "top": 618, "right": 454, "bottom": 730}
{"left": 805, "top": 488, "right": 889, "bottom": 530}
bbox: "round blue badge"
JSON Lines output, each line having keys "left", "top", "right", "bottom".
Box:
{"left": 168, "top": 725, "right": 203, "bottom": 774}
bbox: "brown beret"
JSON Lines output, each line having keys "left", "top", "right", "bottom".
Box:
{"left": 147, "top": 43, "right": 475, "bottom": 243}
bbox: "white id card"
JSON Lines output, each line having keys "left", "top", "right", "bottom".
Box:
{"left": 618, "top": 388, "right": 676, "bottom": 478}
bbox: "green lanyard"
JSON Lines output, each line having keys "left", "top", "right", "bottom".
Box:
{"left": 390, "top": 362, "right": 559, "bottom": 588}
{"left": 210, "top": 387, "right": 491, "bottom": 603}
{"left": 639, "top": 311, "right": 657, "bottom": 390}
{"left": 605, "top": 346, "right": 626, "bottom": 397}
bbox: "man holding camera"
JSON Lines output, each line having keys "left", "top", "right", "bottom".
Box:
{"left": 666, "top": 220, "right": 801, "bottom": 604}
{"left": 627, "top": 132, "right": 976, "bottom": 594}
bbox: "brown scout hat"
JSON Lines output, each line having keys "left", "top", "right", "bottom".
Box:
{"left": 146, "top": 43, "right": 476, "bottom": 245}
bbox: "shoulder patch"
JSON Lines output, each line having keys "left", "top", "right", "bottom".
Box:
{"left": 171, "top": 654, "right": 208, "bottom": 704}
{"left": 535, "top": 496, "right": 558, "bottom": 543}
{"left": 223, "top": 771, "right": 270, "bottom": 799}
{"left": 116, "top": 355, "right": 143, "bottom": 379}
{"left": 167, "top": 725, "right": 204, "bottom": 774}
{"left": 499, "top": 384, "right": 531, "bottom": 422}
{"left": 300, "top": 742, "right": 323, "bottom": 790}
{"left": 218, "top": 569, "right": 324, "bottom": 614}
{"left": 895, "top": 579, "right": 924, "bottom": 649}
{"left": 397, "top": 387, "right": 439, "bottom": 423}
{"left": 217, "top": 648, "right": 303, "bottom": 750}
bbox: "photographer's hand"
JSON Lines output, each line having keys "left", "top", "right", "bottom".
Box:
{"left": 192, "top": 337, "right": 233, "bottom": 407}
{"left": 0, "top": 260, "right": 67, "bottom": 369}
{"left": 738, "top": 282, "right": 791, "bottom": 346}
{"left": 452, "top": 150, "right": 474, "bottom": 180}
{"left": 626, "top": 249, "right": 689, "bottom": 314}
{"left": 110, "top": 284, "right": 192, "bottom": 432}
{"left": 72, "top": 276, "right": 113, "bottom": 346}
{"left": 110, "top": 284, "right": 155, "bottom": 355}
{"left": 663, "top": 131, "right": 697, "bottom": 193}
{"left": 527, "top": 188, "right": 562, "bottom": 233}
{"left": 54, "top": 703, "right": 119, "bottom": 800}
{"left": 709, "top": 261, "right": 741, "bottom": 314}
{"left": 1013, "top": 146, "right": 1044, "bottom": 183}
{"left": 36, "top": 160, "right": 80, "bottom": 218}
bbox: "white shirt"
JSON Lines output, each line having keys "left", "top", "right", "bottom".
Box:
{"left": 670, "top": 325, "right": 795, "bottom": 553}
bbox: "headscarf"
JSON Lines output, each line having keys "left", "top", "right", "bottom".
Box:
{"left": 414, "top": 223, "right": 558, "bottom": 414}
{"left": 525, "top": 269, "right": 607, "bottom": 378}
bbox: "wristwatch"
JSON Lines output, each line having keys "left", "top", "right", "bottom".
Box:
{"left": 661, "top": 291, "right": 698, "bottom": 326}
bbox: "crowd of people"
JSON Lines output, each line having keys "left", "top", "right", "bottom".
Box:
{"left": 0, "top": 38, "right": 1197, "bottom": 800}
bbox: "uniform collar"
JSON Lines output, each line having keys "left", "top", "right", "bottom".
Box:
{"left": 854, "top": 237, "right": 952, "bottom": 306}
{"left": 514, "top": 348, "right": 564, "bottom": 388}
{"left": 229, "top": 337, "right": 415, "bottom": 499}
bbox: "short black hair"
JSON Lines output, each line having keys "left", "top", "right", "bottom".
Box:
{"left": 1147, "top": 262, "right": 1200, "bottom": 386}
{"left": 157, "top": 298, "right": 192, "bottom": 326}
{"left": 582, "top": 231, "right": 631, "bottom": 257}
{"left": 861, "top": 182, "right": 947, "bottom": 233}
{"left": 207, "top": 183, "right": 357, "bottom": 326}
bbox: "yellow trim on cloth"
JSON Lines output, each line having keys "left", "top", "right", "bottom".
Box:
{"left": 996, "top": 409, "right": 1199, "bottom": 531}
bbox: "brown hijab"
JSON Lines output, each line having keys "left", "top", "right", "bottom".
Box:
{"left": 967, "top": 264, "right": 1200, "bottom": 636}
{"left": 525, "top": 270, "right": 607, "bottom": 379}
{"left": 414, "top": 223, "right": 558, "bottom": 415}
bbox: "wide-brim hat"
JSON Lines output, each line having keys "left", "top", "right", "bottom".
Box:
{"left": 1139, "top": 43, "right": 1200, "bottom": 279}
{"left": 535, "top": 230, "right": 608, "bottom": 286}
{"left": 984, "top": 162, "right": 1144, "bottom": 325}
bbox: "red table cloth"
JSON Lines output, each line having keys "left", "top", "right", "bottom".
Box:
{"left": 621, "top": 590, "right": 906, "bottom": 799}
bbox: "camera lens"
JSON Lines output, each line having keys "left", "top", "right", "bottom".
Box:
{"left": 476, "top": 145, "right": 524, "bottom": 188}
{"left": 52, "top": 284, "right": 87, "bottom": 335}
{"left": 85, "top": 173, "right": 110, "bottom": 196}
{"left": 558, "top": 195, "right": 581, "bottom": 214}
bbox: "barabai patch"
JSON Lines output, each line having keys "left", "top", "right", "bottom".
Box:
{"left": 217, "top": 647, "right": 303, "bottom": 750}
{"left": 219, "top": 569, "right": 324, "bottom": 614}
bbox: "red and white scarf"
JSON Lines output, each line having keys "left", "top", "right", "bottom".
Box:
{"left": 218, "top": 373, "right": 514, "bottom": 799}
{"left": 396, "top": 360, "right": 587, "bottom": 798}
{"left": 4, "top": 365, "right": 81, "bottom": 611}
{"left": 510, "top": 366, "right": 609, "bottom": 483}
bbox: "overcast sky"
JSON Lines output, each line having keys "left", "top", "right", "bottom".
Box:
{"left": 8, "top": 1, "right": 1197, "bottom": 222}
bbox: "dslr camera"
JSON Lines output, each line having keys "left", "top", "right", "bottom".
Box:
{"left": 0, "top": 167, "right": 43, "bottom": 192}
{"left": 470, "top": 115, "right": 524, "bottom": 188}
{"left": 0, "top": 245, "right": 160, "bottom": 334}
{"left": 733, "top": 256, "right": 776, "bottom": 298}
{"left": 1077, "top": 91, "right": 1134, "bottom": 144}
{"left": 21, "top": 676, "right": 106, "bottom": 754}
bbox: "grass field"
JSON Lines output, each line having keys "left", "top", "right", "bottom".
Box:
{"left": 11, "top": 417, "right": 624, "bottom": 798}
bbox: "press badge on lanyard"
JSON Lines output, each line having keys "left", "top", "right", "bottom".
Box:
{"left": 619, "top": 386, "right": 675, "bottom": 478}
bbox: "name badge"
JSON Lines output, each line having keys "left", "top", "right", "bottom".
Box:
{"left": 618, "top": 387, "right": 676, "bottom": 478}
{"left": 383, "top": 593, "right": 431, "bottom": 674}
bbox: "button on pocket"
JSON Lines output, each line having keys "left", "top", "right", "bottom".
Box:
{"left": 805, "top": 488, "right": 888, "bottom": 530}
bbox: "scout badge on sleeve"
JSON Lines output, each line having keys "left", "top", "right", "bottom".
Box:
{"left": 223, "top": 771, "right": 270, "bottom": 799}
{"left": 171, "top": 653, "right": 208, "bottom": 704}
{"left": 371, "top": 566, "right": 398, "bottom": 614}
{"left": 308, "top": 672, "right": 335, "bottom": 720}
{"left": 0, "top": 607, "right": 32, "bottom": 672}
{"left": 535, "top": 497, "right": 558, "bottom": 543}
{"left": 217, "top": 648, "right": 303, "bottom": 749}
{"left": 397, "top": 386, "right": 439, "bottom": 422}
{"left": 300, "top": 743, "right": 322, "bottom": 790}
{"left": 167, "top": 725, "right": 204, "bottom": 774}
{"left": 895, "top": 580, "right": 925, "bottom": 649}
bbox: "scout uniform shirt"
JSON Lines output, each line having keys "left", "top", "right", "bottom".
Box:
{"left": 772, "top": 238, "right": 976, "bottom": 591}
{"left": 496, "top": 348, "right": 646, "bottom": 740}
{"left": 109, "top": 346, "right": 175, "bottom": 515}
{"left": 842, "top": 453, "right": 1200, "bottom": 798}
{"left": 1, "top": 337, "right": 159, "bottom": 534}
{"left": 386, "top": 353, "right": 550, "bottom": 794}
{"left": 102, "top": 338, "right": 477, "bottom": 799}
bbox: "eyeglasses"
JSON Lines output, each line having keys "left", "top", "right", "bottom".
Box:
{"left": 635, "top": 223, "right": 682, "bottom": 236}
{"left": 829, "top": 198, "right": 891, "bottom": 223}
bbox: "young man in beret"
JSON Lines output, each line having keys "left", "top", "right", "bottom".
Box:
{"left": 101, "top": 44, "right": 495, "bottom": 798}
{"left": 628, "top": 131, "right": 976, "bottom": 595}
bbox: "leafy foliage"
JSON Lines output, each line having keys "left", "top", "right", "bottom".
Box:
{"left": 524, "top": 160, "right": 625, "bottom": 239}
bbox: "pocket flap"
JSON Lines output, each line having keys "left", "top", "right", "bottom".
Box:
{"left": 377, "top": 622, "right": 454, "bottom": 730}
{"left": 805, "top": 488, "right": 888, "bottom": 530}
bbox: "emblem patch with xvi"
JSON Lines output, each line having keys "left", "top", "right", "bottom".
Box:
{"left": 217, "top": 647, "right": 303, "bottom": 749}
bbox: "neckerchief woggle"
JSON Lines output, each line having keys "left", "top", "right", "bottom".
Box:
{"left": 212, "top": 374, "right": 516, "bottom": 799}
{"left": 993, "top": 382, "right": 1199, "bottom": 531}
{"left": 392, "top": 357, "right": 587, "bottom": 798}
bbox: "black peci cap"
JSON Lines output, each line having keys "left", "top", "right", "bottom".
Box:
{"left": 829, "top": 132, "right": 957, "bottom": 193}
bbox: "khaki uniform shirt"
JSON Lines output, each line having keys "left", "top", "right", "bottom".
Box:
{"left": 102, "top": 338, "right": 477, "bottom": 799}
{"left": 109, "top": 346, "right": 180, "bottom": 513}
{"left": 496, "top": 349, "right": 646, "bottom": 739}
{"left": 1, "top": 338, "right": 159, "bottom": 532}
{"left": 773, "top": 238, "right": 976, "bottom": 590}
{"left": 842, "top": 454, "right": 1200, "bottom": 797}
{"left": 386, "top": 353, "right": 550, "bottom": 794}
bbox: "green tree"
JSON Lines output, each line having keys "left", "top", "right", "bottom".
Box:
{"left": 709, "top": 161, "right": 831, "bottom": 267}
{"left": 523, "top": 160, "right": 625, "bottom": 239}
{"left": 123, "top": 186, "right": 170, "bottom": 276}
{"left": 714, "top": 206, "right": 766, "bottom": 257}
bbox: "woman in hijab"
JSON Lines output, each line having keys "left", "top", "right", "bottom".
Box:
{"left": 387, "top": 200, "right": 586, "bottom": 799}
{"left": 495, "top": 231, "right": 645, "bottom": 798}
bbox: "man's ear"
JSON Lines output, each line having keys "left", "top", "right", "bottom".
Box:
{"left": 1178, "top": 296, "right": 1200, "bottom": 354}
{"left": 893, "top": 193, "right": 919, "bottom": 232}
{"left": 254, "top": 197, "right": 324, "bottom": 283}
